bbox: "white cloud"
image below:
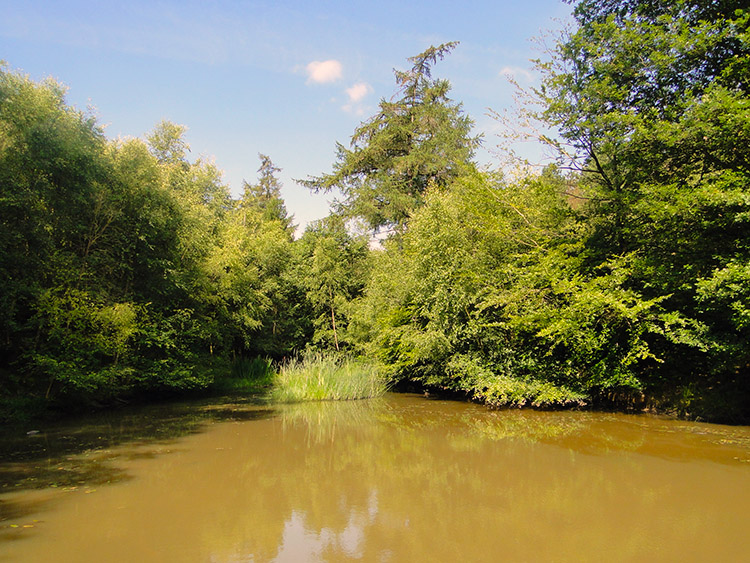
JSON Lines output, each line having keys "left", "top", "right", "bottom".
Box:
{"left": 341, "top": 104, "right": 368, "bottom": 116}
{"left": 345, "top": 82, "right": 372, "bottom": 103}
{"left": 306, "top": 60, "right": 343, "bottom": 84}
{"left": 499, "top": 65, "right": 535, "bottom": 82}
{"left": 341, "top": 82, "right": 373, "bottom": 115}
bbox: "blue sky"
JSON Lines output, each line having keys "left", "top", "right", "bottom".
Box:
{"left": 1, "top": 0, "right": 572, "bottom": 231}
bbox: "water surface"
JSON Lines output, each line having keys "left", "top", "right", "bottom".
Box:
{"left": 2, "top": 394, "right": 750, "bottom": 561}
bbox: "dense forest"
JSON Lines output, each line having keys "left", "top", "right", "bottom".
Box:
{"left": 1, "top": 0, "right": 748, "bottom": 422}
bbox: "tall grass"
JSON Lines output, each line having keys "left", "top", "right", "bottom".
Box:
{"left": 270, "top": 353, "right": 388, "bottom": 403}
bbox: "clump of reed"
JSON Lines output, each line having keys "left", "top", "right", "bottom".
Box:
{"left": 270, "top": 353, "right": 387, "bottom": 403}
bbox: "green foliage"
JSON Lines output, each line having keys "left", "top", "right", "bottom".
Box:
{"left": 297, "top": 216, "right": 370, "bottom": 351}
{"left": 0, "top": 67, "right": 308, "bottom": 411}
{"left": 210, "top": 356, "right": 274, "bottom": 393}
{"left": 241, "top": 154, "right": 294, "bottom": 233}
{"left": 233, "top": 356, "right": 274, "bottom": 380}
{"left": 530, "top": 0, "right": 750, "bottom": 415}
{"left": 270, "top": 353, "right": 387, "bottom": 402}
{"left": 356, "top": 170, "right": 600, "bottom": 403}
{"left": 146, "top": 120, "right": 190, "bottom": 164}
{"left": 3, "top": 11, "right": 749, "bottom": 423}
{"left": 353, "top": 158, "right": 735, "bottom": 409}
{"left": 302, "top": 43, "right": 480, "bottom": 233}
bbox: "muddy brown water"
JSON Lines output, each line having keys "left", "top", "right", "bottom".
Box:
{"left": 1, "top": 393, "right": 750, "bottom": 562}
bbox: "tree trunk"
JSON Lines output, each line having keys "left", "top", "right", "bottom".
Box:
{"left": 329, "top": 286, "right": 339, "bottom": 351}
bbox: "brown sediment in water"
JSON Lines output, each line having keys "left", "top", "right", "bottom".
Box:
{"left": 1, "top": 393, "right": 749, "bottom": 562}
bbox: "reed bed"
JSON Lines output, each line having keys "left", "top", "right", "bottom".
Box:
{"left": 270, "top": 353, "right": 387, "bottom": 403}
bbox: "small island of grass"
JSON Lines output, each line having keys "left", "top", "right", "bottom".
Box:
{"left": 270, "top": 354, "right": 388, "bottom": 403}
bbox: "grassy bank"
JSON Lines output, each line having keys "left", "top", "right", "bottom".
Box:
{"left": 270, "top": 354, "right": 388, "bottom": 403}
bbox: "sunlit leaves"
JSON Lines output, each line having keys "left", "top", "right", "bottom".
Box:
{"left": 302, "top": 43, "right": 480, "bottom": 233}
{"left": 534, "top": 1, "right": 750, "bottom": 418}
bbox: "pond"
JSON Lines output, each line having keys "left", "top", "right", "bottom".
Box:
{"left": 2, "top": 393, "right": 750, "bottom": 561}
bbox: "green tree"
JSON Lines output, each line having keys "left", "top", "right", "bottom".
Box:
{"left": 0, "top": 66, "right": 121, "bottom": 398}
{"left": 240, "top": 154, "right": 294, "bottom": 234}
{"left": 535, "top": 0, "right": 750, "bottom": 418}
{"left": 357, "top": 169, "right": 596, "bottom": 405}
{"left": 205, "top": 200, "right": 307, "bottom": 359}
{"left": 147, "top": 120, "right": 191, "bottom": 165}
{"left": 302, "top": 43, "right": 480, "bottom": 233}
{"left": 298, "top": 217, "right": 369, "bottom": 351}
{"left": 0, "top": 67, "right": 309, "bottom": 414}
{"left": 0, "top": 70, "right": 245, "bottom": 406}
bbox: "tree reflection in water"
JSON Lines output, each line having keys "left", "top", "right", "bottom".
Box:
{"left": 1, "top": 394, "right": 750, "bottom": 562}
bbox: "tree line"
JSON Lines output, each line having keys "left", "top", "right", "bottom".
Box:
{"left": 0, "top": 72, "right": 369, "bottom": 414}
{"left": 1, "top": 0, "right": 748, "bottom": 422}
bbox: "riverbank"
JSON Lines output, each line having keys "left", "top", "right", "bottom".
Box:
{"left": 3, "top": 353, "right": 748, "bottom": 427}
